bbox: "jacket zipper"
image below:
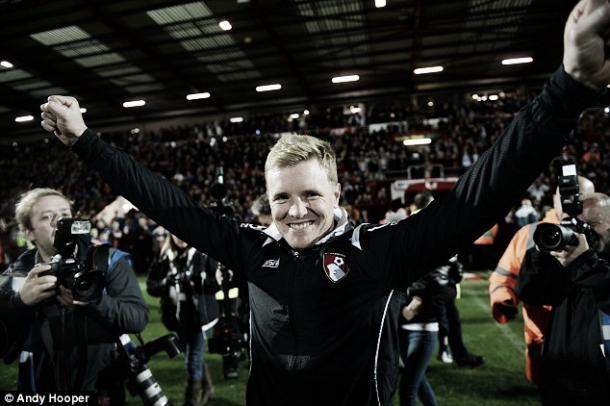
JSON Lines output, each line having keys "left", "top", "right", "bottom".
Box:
{"left": 288, "top": 250, "right": 301, "bottom": 370}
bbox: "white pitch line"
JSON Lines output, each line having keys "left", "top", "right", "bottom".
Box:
{"left": 469, "top": 289, "right": 525, "bottom": 353}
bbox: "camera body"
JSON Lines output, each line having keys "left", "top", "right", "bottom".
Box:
{"left": 533, "top": 164, "right": 595, "bottom": 252}
{"left": 44, "top": 218, "right": 105, "bottom": 303}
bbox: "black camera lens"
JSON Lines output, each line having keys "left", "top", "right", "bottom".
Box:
{"left": 539, "top": 227, "right": 562, "bottom": 250}
{"left": 75, "top": 276, "right": 93, "bottom": 291}
{"left": 534, "top": 223, "right": 579, "bottom": 252}
{"left": 72, "top": 270, "right": 105, "bottom": 303}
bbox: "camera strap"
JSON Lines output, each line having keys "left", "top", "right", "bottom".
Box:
{"left": 88, "top": 244, "right": 132, "bottom": 286}
{"left": 88, "top": 245, "right": 110, "bottom": 278}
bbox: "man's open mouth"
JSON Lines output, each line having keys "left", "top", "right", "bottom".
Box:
{"left": 288, "top": 220, "right": 315, "bottom": 230}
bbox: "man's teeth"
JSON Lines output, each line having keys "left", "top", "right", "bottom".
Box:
{"left": 290, "top": 221, "right": 313, "bottom": 230}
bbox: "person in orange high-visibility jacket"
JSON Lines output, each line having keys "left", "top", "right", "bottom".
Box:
{"left": 489, "top": 176, "right": 594, "bottom": 384}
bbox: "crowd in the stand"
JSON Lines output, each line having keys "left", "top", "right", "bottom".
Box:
{"left": 1, "top": 95, "right": 609, "bottom": 268}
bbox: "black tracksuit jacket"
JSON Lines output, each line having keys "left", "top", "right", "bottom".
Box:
{"left": 70, "top": 66, "right": 598, "bottom": 405}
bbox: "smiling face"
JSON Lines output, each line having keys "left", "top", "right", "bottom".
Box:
{"left": 266, "top": 159, "right": 340, "bottom": 249}
{"left": 26, "top": 195, "right": 73, "bottom": 262}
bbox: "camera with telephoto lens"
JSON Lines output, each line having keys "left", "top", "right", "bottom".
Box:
{"left": 43, "top": 218, "right": 106, "bottom": 303}
{"left": 118, "top": 333, "right": 181, "bottom": 406}
{"left": 533, "top": 163, "right": 595, "bottom": 252}
{"left": 206, "top": 167, "right": 249, "bottom": 379}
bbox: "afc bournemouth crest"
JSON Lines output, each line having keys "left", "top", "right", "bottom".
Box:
{"left": 323, "top": 253, "right": 350, "bottom": 283}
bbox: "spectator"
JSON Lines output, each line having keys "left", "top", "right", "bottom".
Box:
{"left": 514, "top": 199, "right": 539, "bottom": 228}
{"left": 146, "top": 234, "right": 220, "bottom": 405}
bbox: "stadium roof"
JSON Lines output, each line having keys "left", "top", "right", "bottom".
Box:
{"left": 0, "top": 0, "right": 574, "bottom": 137}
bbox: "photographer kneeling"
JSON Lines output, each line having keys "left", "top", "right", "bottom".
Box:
{"left": 0, "top": 188, "right": 148, "bottom": 398}
{"left": 516, "top": 193, "right": 610, "bottom": 405}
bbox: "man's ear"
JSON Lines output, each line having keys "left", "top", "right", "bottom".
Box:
{"left": 334, "top": 183, "right": 341, "bottom": 206}
{"left": 24, "top": 227, "right": 33, "bottom": 242}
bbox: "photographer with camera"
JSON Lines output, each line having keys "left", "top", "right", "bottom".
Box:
{"left": 489, "top": 175, "right": 595, "bottom": 383}
{"left": 39, "top": 1, "right": 610, "bottom": 403}
{"left": 0, "top": 188, "right": 148, "bottom": 398}
{"left": 146, "top": 233, "right": 219, "bottom": 406}
{"left": 515, "top": 192, "right": 610, "bottom": 405}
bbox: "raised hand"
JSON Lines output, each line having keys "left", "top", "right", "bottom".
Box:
{"left": 40, "top": 95, "right": 88, "bottom": 147}
{"left": 564, "top": 0, "right": 610, "bottom": 89}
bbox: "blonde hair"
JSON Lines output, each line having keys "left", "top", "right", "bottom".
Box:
{"left": 15, "top": 188, "right": 73, "bottom": 230}
{"left": 265, "top": 134, "right": 337, "bottom": 183}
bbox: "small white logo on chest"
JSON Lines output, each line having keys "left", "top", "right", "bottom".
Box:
{"left": 262, "top": 258, "right": 280, "bottom": 269}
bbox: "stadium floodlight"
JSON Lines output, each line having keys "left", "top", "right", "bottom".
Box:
{"left": 15, "top": 115, "right": 34, "bottom": 123}
{"left": 186, "top": 92, "right": 211, "bottom": 100}
{"left": 413, "top": 66, "right": 444, "bottom": 75}
{"left": 256, "top": 83, "right": 282, "bottom": 92}
{"left": 123, "top": 100, "right": 146, "bottom": 108}
{"left": 403, "top": 137, "right": 432, "bottom": 146}
{"left": 375, "top": 0, "right": 387, "bottom": 8}
{"left": 331, "top": 74, "right": 360, "bottom": 84}
{"left": 501, "top": 57, "right": 533, "bottom": 65}
{"left": 230, "top": 116, "right": 244, "bottom": 123}
{"left": 80, "top": 107, "right": 87, "bottom": 113}
{"left": 0, "top": 60, "right": 14, "bottom": 68}
{"left": 489, "top": 94, "right": 499, "bottom": 101}
{"left": 219, "top": 20, "right": 233, "bottom": 31}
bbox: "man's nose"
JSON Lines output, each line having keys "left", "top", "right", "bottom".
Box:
{"left": 288, "top": 198, "right": 308, "bottom": 218}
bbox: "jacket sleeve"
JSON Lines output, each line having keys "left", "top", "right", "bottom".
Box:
{"left": 515, "top": 248, "right": 570, "bottom": 306}
{"left": 202, "top": 255, "right": 220, "bottom": 295}
{"left": 448, "top": 255, "right": 463, "bottom": 284}
{"left": 146, "top": 259, "right": 169, "bottom": 298}
{"left": 407, "top": 278, "right": 427, "bottom": 299}
{"left": 355, "top": 66, "right": 603, "bottom": 290}
{"left": 0, "top": 272, "right": 34, "bottom": 361}
{"left": 489, "top": 225, "right": 531, "bottom": 321}
{"left": 71, "top": 133, "right": 255, "bottom": 276}
{"left": 87, "top": 256, "right": 149, "bottom": 334}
